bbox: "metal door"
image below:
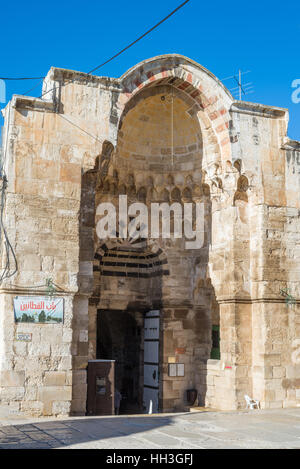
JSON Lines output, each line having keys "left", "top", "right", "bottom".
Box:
{"left": 143, "top": 310, "right": 160, "bottom": 413}
{"left": 87, "top": 360, "right": 115, "bottom": 415}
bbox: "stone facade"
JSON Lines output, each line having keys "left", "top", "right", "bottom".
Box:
{"left": 0, "top": 54, "right": 299, "bottom": 416}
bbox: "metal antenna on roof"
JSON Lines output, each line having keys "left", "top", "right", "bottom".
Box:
{"left": 221, "top": 70, "right": 254, "bottom": 100}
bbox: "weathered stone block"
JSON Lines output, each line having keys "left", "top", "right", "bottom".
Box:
{"left": 0, "top": 371, "right": 25, "bottom": 387}
{"left": 38, "top": 385, "right": 72, "bottom": 402}
{"left": 19, "top": 254, "right": 41, "bottom": 271}
{"left": 44, "top": 371, "right": 67, "bottom": 386}
{"left": 0, "top": 386, "right": 25, "bottom": 400}
{"left": 71, "top": 398, "right": 87, "bottom": 415}
{"left": 72, "top": 383, "right": 87, "bottom": 400}
{"left": 52, "top": 401, "right": 71, "bottom": 415}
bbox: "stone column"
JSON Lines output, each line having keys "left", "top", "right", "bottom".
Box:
{"left": 161, "top": 303, "right": 211, "bottom": 412}
{"left": 251, "top": 203, "right": 300, "bottom": 409}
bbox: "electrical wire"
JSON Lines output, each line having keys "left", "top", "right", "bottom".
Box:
{"left": 9, "top": 280, "right": 67, "bottom": 292}
{"left": 23, "top": 79, "right": 44, "bottom": 96}
{"left": 23, "top": 2, "right": 192, "bottom": 146}
{"left": 0, "top": 0, "right": 191, "bottom": 283}
{"left": 87, "top": 0, "right": 191, "bottom": 75}
{"left": 2, "top": 1, "right": 190, "bottom": 87}
{"left": 58, "top": 114, "right": 103, "bottom": 144}
{"left": 39, "top": 0, "right": 191, "bottom": 99}
{"left": 0, "top": 76, "right": 45, "bottom": 80}
{"left": 40, "top": 1, "right": 191, "bottom": 143}
{"left": 3, "top": 1, "right": 192, "bottom": 147}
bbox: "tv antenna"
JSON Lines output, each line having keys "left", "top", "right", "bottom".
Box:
{"left": 221, "top": 70, "right": 254, "bottom": 100}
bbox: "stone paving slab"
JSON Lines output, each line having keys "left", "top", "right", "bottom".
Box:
{"left": 0, "top": 408, "right": 300, "bottom": 449}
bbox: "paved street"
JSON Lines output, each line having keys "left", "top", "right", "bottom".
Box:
{"left": 0, "top": 408, "right": 300, "bottom": 449}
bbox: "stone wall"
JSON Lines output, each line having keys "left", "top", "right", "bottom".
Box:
{"left": 0, "top": 293, "right": 74, "bottom": 416}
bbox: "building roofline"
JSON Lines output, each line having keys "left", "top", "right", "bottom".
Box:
{"left": 231, "top": 100, "right": 288, "bottom": 118}
{"left": 43, "top": 54, "right": 232, "bottom": 98}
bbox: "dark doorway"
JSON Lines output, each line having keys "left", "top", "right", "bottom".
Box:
{"left": 97, "top": 310, "right": 144, "bottom": 414}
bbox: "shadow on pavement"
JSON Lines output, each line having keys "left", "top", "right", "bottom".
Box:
{"left": 0, "top": 414, "right": 176, "bottom": 449}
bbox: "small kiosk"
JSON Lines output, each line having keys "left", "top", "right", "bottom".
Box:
{"left": 87, "top": 360, "right": 115, "bottom": 416}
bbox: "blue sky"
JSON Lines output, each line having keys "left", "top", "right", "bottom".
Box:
{"left": 1, "top": 0, "right": 299, "bottom": 139}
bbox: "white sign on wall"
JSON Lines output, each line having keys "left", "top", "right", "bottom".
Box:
{"left": 14, "top": 296, "right": 64, "bottom": 324}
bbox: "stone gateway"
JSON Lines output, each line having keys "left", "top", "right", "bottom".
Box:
{"left": 0, "top": 54, "right": 300, "bottom": 416}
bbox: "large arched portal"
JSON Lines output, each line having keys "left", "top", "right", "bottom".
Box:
{"left": 76, "top": 55, "right": 254, "bottom": 415}
{"left": 91, "top": 82, "right": 219, "bottom": 412}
